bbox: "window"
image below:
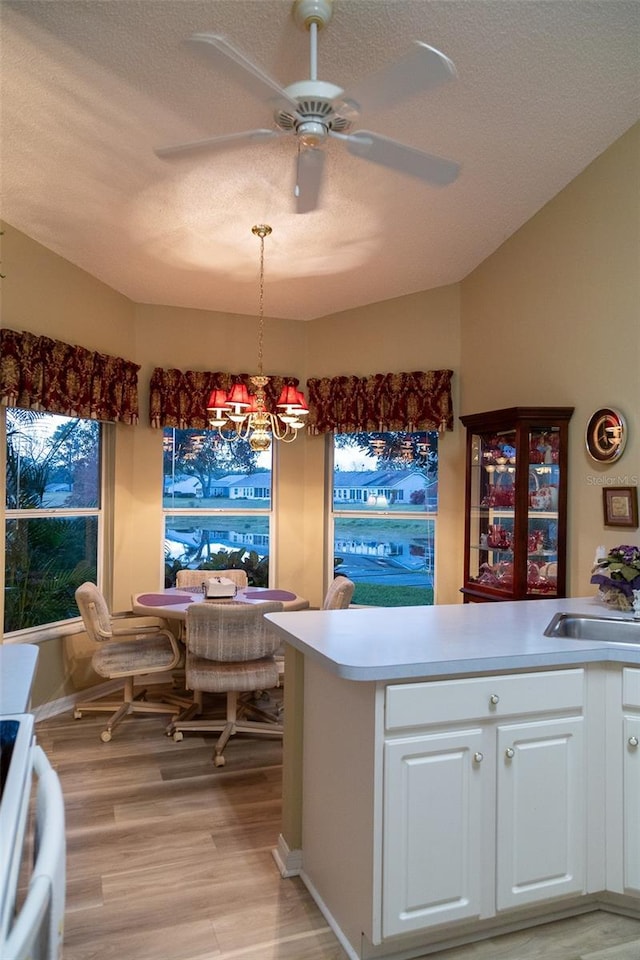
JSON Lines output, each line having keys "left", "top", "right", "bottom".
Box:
{"left": 163, "top": 429, "right": 273, "bottom": 586}
{"left": 4, "top": 409, "right": 102, "bottom": 633}
{"left": 331, "top": 432, "right": 438, "bottom": 606}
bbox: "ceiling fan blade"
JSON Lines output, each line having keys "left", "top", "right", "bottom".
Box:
{"left": 188, "top": 33, "right": 299, "bottom": 110}
{"left": 341, "top": 41, "right": 457, "bottom": 115}
{"left": 343, "top": 130, "right": 460, "bottom": 186}
{"left": 155, "top": 128, "right": 281, "bottom": 160}
{"left": 294, "top": 147, "right": 325, "bottom": 214}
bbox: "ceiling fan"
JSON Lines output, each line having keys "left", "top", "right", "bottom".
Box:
{"left": 154, "top": 0, "right": 460, "bottom": 213}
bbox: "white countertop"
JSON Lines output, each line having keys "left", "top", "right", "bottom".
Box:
{"left": 0, "top": 644, "right": 39, "bottom": 714}
{"left": 267, "top": 597, "right": 640, "bottom": 681}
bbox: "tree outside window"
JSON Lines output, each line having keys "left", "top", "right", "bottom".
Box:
{"left": 4, "top": 409, "right": 101, "bottom": 632}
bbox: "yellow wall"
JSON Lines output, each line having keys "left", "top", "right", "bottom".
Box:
{"left": 1, "top": 122, "right": 639, "bottom": 705}
{"left": 460, "top": 122, "right": 639, "bottom": 597}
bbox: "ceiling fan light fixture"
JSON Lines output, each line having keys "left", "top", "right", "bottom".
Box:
{"left": 297, "top": 119, "right": 327, "bottom": 147}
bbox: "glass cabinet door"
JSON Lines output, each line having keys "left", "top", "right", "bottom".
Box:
{"left": 469, "top": 429, "right": 517, "bottom": 596}
{"left": 526, "top": 427, "right": 561, "bottom": 597}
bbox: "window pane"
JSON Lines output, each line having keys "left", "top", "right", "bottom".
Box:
{"left": 6, "top": 410, "right": 100, "bottom": 509}
{"left": 4, "top": 516, "right": 98, "bottom": 631}
{"left": 163, "top": 429, "right": 272, "bottom": 510}
{"left": 333, "top": 516, "right": 434, "bottom": 606}
{"left": 332, "top": 431, "right": 438, "bottom": 606}
{"left": 333, "top": 432, "right": 438, "bottom": 512}
{"left": 164, "top": 514, "right": 270, "bottom": 587}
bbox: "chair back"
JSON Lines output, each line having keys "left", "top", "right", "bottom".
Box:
{"left": 75, "top": 581, "right": 113, "bottom": 642}
{"left": 176, "top": 568, "right": 249, "bottom": 590}
{"left": 322, "top": 577, "right": 355, "bottom": 610}
{"left": 186, "top": 600, "right": 283, "bottom": 662}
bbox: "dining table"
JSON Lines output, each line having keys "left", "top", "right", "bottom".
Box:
{"left": 131, "top": 585, "right": 310, "bottom": 621}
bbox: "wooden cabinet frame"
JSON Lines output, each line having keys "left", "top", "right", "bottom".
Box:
{"left": 460, "top": 406, "right": 574, "bottom": 602}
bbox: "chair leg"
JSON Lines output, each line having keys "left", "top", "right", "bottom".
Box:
{"left": 238, "top": 697, "right": 281, "bottom": 724}
{"left": 213, "top": 692, "right": 238, "bottom": 767}
{"left": 100, "top": 701, "right": 132, "bottom": 742}
{"left": 166, "top": 689, "right": 204, "bottom": 737}
{"left": 213, "top": 722, "right": 234, "bottom": 767}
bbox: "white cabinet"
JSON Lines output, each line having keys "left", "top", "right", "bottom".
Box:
{"left": 382, "top": 669, "right": 586, "bottom": 939}
{"left": 622, "top": 669, "right": 640, "bottom": 896}
{"left": 495, "top": 716, "right": 585, "bottom": 910}
{"left": 606, "top": 667, "right": 640, "bottom": 898}
{"left": 383, "top": 728, "right": 488, "bottom": 934}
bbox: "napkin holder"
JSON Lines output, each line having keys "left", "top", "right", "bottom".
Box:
{"left": 204, "top": 577, "right": 237, "bottom": 599}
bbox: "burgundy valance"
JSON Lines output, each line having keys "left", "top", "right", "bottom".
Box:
{"left": 306, "top": 369, "right": 454, "bottom": 434}
{"left": 0, "top": 328, "right": 140, "bottom": 423}
{"left": 150, "top": 367, "right": 301, "bottom": 429}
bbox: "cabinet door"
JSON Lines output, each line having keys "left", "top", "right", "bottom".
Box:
{"left": 623, "top": 715, "right": 640, "bottom": 895}
{"left": 496, "top": 716, "right": 585, "bottom": 911}
{"left": 383, "top": 728, "right": 487, "bottom": 937}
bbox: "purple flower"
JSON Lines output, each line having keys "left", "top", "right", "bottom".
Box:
{"left": 591, "top": 543, "right": 640, "bottom": 592}
{"left": 608, "top": 544, "right": 640, "bottom": 566}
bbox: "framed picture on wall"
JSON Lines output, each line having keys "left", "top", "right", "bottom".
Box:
{"left": 602, "top": 486, "right": 638, "bottom": 528}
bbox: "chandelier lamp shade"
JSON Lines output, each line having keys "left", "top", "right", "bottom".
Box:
{"left": 206, "top": 224, "right": 309, "bottom": 451}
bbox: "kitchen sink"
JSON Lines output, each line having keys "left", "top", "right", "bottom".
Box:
{"left": 544, "top": 612, "right": 640, "bottom": 644}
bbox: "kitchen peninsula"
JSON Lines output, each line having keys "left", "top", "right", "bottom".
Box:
{"left": 268, "top": 597, "right": 640, "bottom": 960}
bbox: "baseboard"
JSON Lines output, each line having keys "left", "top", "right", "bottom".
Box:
{"left": 271, "top": 834, "right": 303, "bottom": 878}
{"left": 33, "top": 679, "right": 124, "bottom": 721}
{"left": 290, "top": 882, "right": 640, "bottom": 960}
{"left": 299, "top": 869, "right": 360, "bottom": 960}
{"left": 32, "top": 672, "right": 176, "bottom": 722}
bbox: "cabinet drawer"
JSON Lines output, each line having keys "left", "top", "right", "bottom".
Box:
{"left": 386, "top": 669, "right": 584, "bottom": 731}
{"left": 623, "top": 668, "right": 640, "bottom": 709}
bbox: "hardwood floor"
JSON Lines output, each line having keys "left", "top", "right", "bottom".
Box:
{"left": 33, "top": 700, "right": 640, "bottom": 960}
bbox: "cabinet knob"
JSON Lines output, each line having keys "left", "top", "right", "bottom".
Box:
{"left": 489, "top": 694, "right": 500, "bottom": 705}
{"left": 629, "top": 736, "right": 639, "bottom": 748}
{"left": 473, "top": 752, "right": 484, "bottom": 763}
{"left": 505, "top": 747, "right": 515, "bottom": 759}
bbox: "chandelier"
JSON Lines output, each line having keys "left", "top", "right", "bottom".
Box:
{"left": 206, "top": 225, "right": 309, "bottom": 452}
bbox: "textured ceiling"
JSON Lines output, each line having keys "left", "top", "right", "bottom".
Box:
{"left": 1, "top": 1, "right": 639, "bottom": 321}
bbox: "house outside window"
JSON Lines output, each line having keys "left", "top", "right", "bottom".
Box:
{"left": 331, "top": 432, "right": 438, "bottom": 606}
{"left": 4, "top": 409, "right": 102, "bottom": 633}
{"left": 163, "top": 428, "right": 273, "bottom": 586}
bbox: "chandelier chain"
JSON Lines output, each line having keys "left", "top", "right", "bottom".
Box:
{"left": 257, "top": 229, "right": 265, "bottom": 376}
{"left": 252, "top": 224, "right": 271, "bottom": 378}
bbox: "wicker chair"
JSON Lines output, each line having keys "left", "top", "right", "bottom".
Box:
{"left": 169, "top": 599, "right": 284, "bottom": 766}
{"left": 74, "top": 582, "right": 187, "bottom": 742}
{"left": 175, "top": 568, "right": 249, "bottom": 591}
{"left": 322, "top": 576, "right": 355, "bottom": 609}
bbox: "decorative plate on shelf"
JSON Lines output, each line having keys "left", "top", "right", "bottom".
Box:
{"left": 585, "top": 407, "right": 627, "bottom": 463}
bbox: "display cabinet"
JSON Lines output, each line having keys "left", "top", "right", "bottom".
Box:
{"left": 460, "top": 407, "right": 574, "bottom": 602}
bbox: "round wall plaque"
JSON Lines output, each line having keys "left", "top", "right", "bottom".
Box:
{"left": 585, "top": 407, "right": 627, "bottom": 463}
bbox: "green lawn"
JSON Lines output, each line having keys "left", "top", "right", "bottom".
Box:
{"left": 352, "top": 583, "right": 434, "bottom": 607}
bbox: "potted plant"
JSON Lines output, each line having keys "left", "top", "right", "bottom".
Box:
{"left": 590, "top": 544, "right": 640, "bottom": 611}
